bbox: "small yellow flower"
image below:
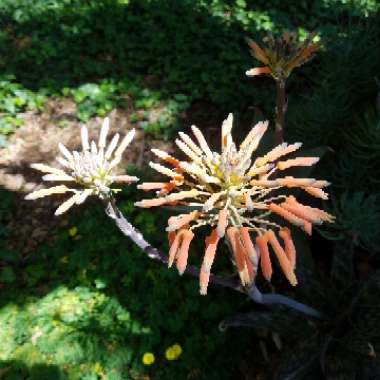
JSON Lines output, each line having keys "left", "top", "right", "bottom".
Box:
{"left": 69, "top": 226, "right": 78, "bottom": 236}
{"left": 172, "top": 344, "right": 182, "bottom": 357}
{"left": 93, "top": 362, "right": 103, "bottom": 375}
{"left": 165, "top": 344, "right": 182, "bottom": 361}
{"left": 142, "top": 352, "right": 155, "bottom": 365}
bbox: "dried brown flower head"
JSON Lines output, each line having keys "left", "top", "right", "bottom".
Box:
{"left": 137, "top": 114, "right": 334, "bottom": 294}
{"left": 246, "top": 31, "right": 320, "bottom": 81}
{"left": 25, "top": 117, "right": 138, "bottom": 215}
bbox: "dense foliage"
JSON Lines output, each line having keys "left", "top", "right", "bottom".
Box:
{"left": 0, "top": 0, "right": 380, "bottom": 379}
{"left": 0, "top": 185, "right": 250, "bottom": 380}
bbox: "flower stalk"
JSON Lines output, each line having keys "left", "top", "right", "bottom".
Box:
{"left": 106, "top": 198, "right": 325, "bottom": 319}
{"left": 105, "top": 199, "right": 242, "bottom": 291}
{"left": 275, "top": 79, "right": 286, "bottom": 146}
{"left": 246, "top": 31, "right": 320, "bottom": 145}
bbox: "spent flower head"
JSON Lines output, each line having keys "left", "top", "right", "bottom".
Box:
{"left": 137, "top": 114, "right": 334, "bottom": 294}
{"left": 25, "top": 117, "right": 138, "bottom": 215}
{"left": 246, "top": 31, "right": 320, "bottom": 81}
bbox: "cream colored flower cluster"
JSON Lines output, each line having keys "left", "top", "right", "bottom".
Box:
{"left": 26, "top": 115, "right": 334, "bottom": 295}
{"left": 25, "top": 117, "right": 138, "bottom": 215}
{"left": 137, "top": 114, "right": 334, "bottom": 294}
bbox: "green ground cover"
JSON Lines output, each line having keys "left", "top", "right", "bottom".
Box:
{"left": 0, "top": 185, "right": 249, "bottom": 380}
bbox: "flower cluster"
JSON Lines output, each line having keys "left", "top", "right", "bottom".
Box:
{"left": 25, "top": 118, "right": 138, "bottom": 215}
{"left": 165, "top": 344, "right": 183, "bottom": 361}
{"left": 137, "top": 114, "right": 334, "bottom": 294}
{"left": 246, "top": 31, "right": 320, "bottom": 81}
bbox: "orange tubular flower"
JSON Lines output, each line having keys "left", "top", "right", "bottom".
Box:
{"left": 136, "top": 113, "right": 334, "bottom": 294}
{"left": 256, "top": 233, "right": 272, "bottom": 281}
{"left": 279, "top": 228, "right": 296, "bottom": 269}
{"left": 246, "top": 31, "right": 320, "bottom": 81}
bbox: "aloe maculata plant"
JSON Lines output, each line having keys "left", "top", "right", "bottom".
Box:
{"left": 26, "top": 31, "right": 332, "bottom": 319}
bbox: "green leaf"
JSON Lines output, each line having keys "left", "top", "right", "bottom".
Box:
{"left": 0, "top": 266, "right": 16, "bottom": 284}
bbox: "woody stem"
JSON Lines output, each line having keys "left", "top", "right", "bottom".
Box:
{"left": 274, "top": 79, "right": 286, "bottom": 146}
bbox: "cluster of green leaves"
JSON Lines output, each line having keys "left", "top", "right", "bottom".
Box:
{"left": 131, "top": 91, "right": 190, "bottom": 138}
{"left": 62, "top": 81, "right": 123, "bottom": 122}
{"left": 0, "top": 0, "right": 378, "bottom": 123}
{"left": 0, "top": 75, "right": 45, "bottom": 146}
{"left": 0, "top": 0, "right": 378, "bottom": 147}
{"left": 315, "top": 92, "right": 380, "bottom": 258}
{"left": 0, "top": 76, "right": 190, "bottom": 141}
{"left": 62, "top": 79, "right": 190, "bottom": 133}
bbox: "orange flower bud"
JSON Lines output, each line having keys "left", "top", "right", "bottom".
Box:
{"left": 277, "top": 157, "right": 319, "bottom": 171}
{"left": 256, "top": 233, "right": 272, "bottom": 281}
{"left": 203, "top": 229, "right": 219, "bottom": 273}
{"left": 239, "top": 227, "right": 259, "bottom": 269}
{"left": 267, "top": 230, "right": 297, "bottom": 286}
{"left": 137, "top": 182, "right": 168, "bottom": 191}
{"left": 281, "top": 201, "right": 322, "bottom": 224}
{"left": 268, "top": 203, "right": 304, "bottom": 227}
{"left": 279, "top": 227, "right": 296, "bottom": 269}
{"left": 135, "top": 198, "right": 167, "bottom": 208}
{"left": 277, "top": 176, "right": 316, "bottom": 188}
{"left": 226, "top": 227, "right": 253, "bottom": 286}
{"left": 168, "top": 230, "right": 185, "bottom": 268}
{"left": 176, "top": 230, "right": 194, "bottom": 275}
{"left": 303, "top": 186, "right": 329, "bottom": 200}
{"left": 168, "top": 231, "right": 176, "bottom": 246}
{"left": 246, "top": 67, "right": 271, "bottom": 76}
{"left": 167, "top": 211, "right": 200, "bottom": 232}
{"left": 199, "top": 265, "right": 210, "bottom": 296}
{"left": 199, "top": 229, "right": 220, "bottom": 295}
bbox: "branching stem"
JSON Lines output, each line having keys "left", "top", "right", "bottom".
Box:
{"left": 105, "top": 200, "right": 325, "bottom": 320}
{"left": 105, "top": 200, "right": 241, "bottom": 291}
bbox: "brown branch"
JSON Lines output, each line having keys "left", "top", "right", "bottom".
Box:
{"left": 274, "top": 79, "right": 286, "bottom": 146}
